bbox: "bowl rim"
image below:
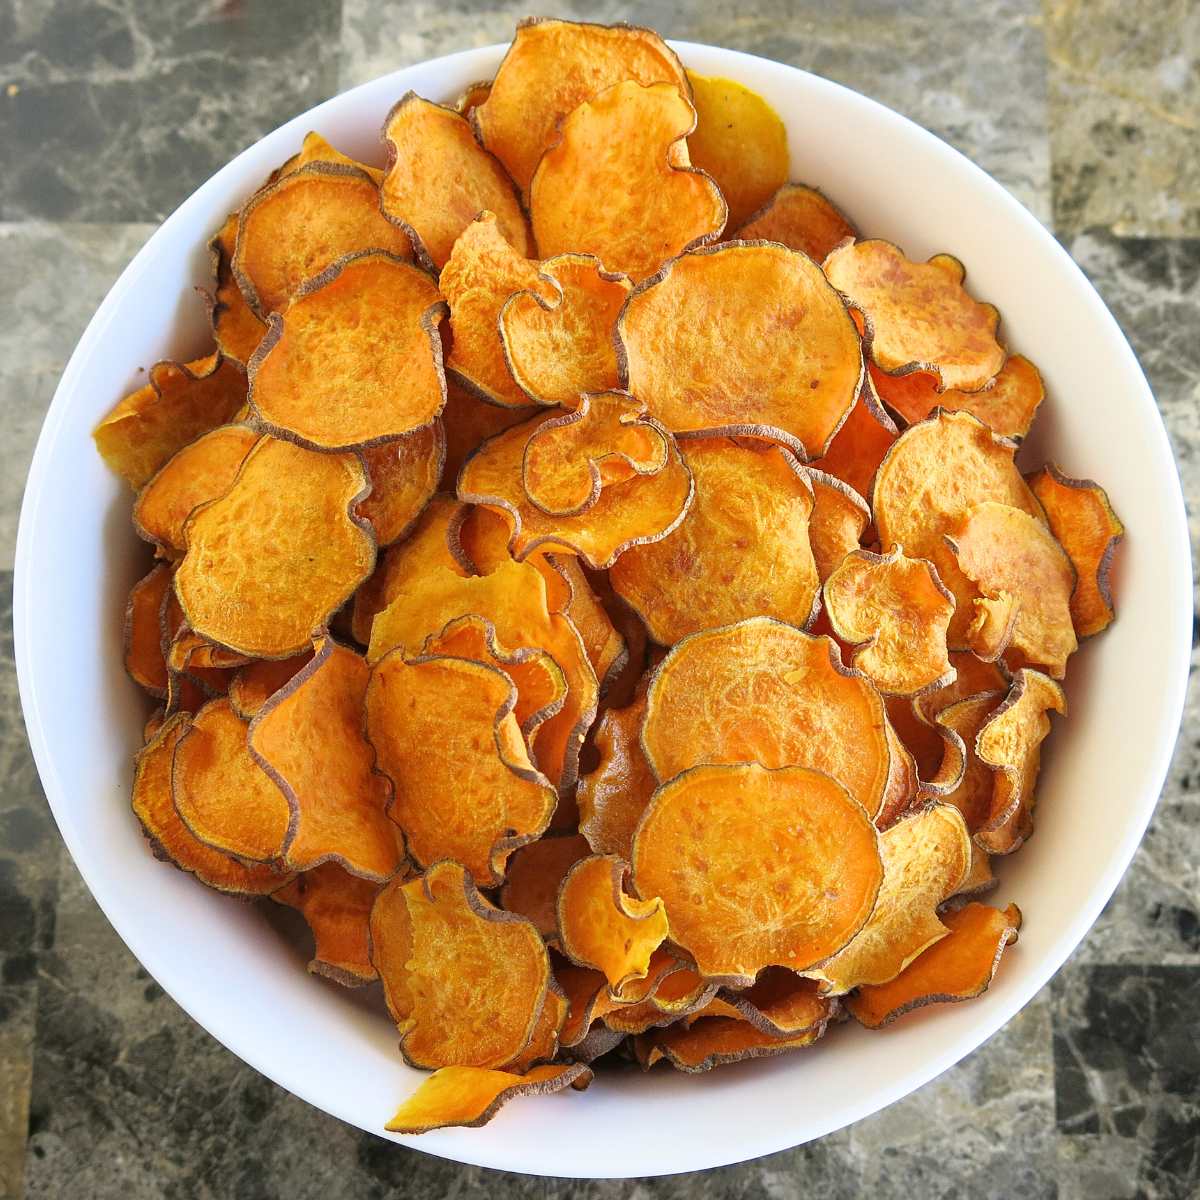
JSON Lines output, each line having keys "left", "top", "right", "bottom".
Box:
{"left": 14, "top": 38, "right": 1193, "bottom": 1178}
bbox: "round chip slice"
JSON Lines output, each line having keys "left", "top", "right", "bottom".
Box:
{"left": 499, "top": 833, "right": 590, "bottom": 940}
{"left": 356, "top": 421, "right": 444, "bottom": 547}
{"left": 735, "top": 183, "right": 857, "bottom": 262}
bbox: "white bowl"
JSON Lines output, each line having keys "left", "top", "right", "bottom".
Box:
{"left": 15, "top": 40, "right": 1192, "bottom": 1179}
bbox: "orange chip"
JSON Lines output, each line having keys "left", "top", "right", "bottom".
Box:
{"left": 249, "top": 637, "right": 401, "bottom": 880}
{"left": 500, "top": 255, "right": 633, "bottom": 406}
{"left": 877, "top": 718, "right": 920, "bottom": 828}
{"left": 610, "top": 438, "right": 820, "bottom": 644}
{"left": 143, "top": 707, "right": 166, "bottom": 744}
{"left": 556, "top": 962, "right": 618, "bottom": 1047}
{"left": 441, "top": 379, "right": 537, "bottom": 486}
{"left": 913, "top": 650, "right": 1010, "bottom": 727}
{"left": 228, "top": 651, "right": 314, "bottom": 720}
{"left": 550, "top": 556, "right": 626, "bottom": 690}
{"left": 455, "top": 80, "right": 493, "bottom": 117}
{"left": 948, "top": 501, "right": 1077, "bottom": 678}
{"left": 506, "top": 977, "right": 569, "bottom": 1072}
{"left": 616, "top": 242, "right": 862, "bottom": 457}
{"left": 357, "top": 422, "right": 445, "bottom": 547}
{"left": 499, "top": 833, "right": 591, "bottom": 939}
{"left": 823, "top": 547, "right": 956, "bottom": 696}
{"left": 206, "top": 213, "right": 267, "bottom": 368}
{"left": 365, "top": 652, "right": 556, "bottom": 885}
{"left": 601, "top": 960, "right": 718, "bottom": 1035}
{"left": 637, "top": 1016, "right": 824, "bottom": 1073}
{"left": 926, "top": 691, "right": 1006, "bottom": 830}
{"left": 807, "top": 469, "right": 870, "bottom": 583}
{"left": 808, "top": 385, "right": 898, "bottom": 500}
{"left": 642, "top": 617, "right": 892, "bottom": 820}
{"left": 473, "top": 17, "right": 689, "bottom": 194}
{"left": 957, "top": 844, "right": 997, "bottom": 898}
{"left": 133, "top": 424, "right": 258, "bottom": 556}
{"left": 885, "top": 694, "right": 947, "bottom": 784}
{"left": 530, "top": 80, "right": 726, "bottom": 282}
{"left": 736, "top": 183, "right": 857, "bottom": 262}
{"left": 557, "top": 855, "right": 668, "bottom": 996}
{"left": 124, "top": 563, "right": 172, "bottom": 696}
{"left": 272, "top": 861, "right": 383, "bottom": 986}
{"left": 823, "top": 240, "right": 1005, "bottom": 392}
{"left": 847, "top": 901, "right": 1021, "bottom": 1028}
{"left": 176, "top": 437, "right": 375, "bottom": 659}
{"left": 248, "top": 250, "right": 447, "bottom": 451}
{"left": 368, "top": 861, "right": 551, "bottom": 1069}
{"left": 1028, "top": 464, "right": 1124, "bottom": 638}
{"left": 233, "top": 162, "right": 414, "bottom": 318}
{"left": 632, "top": 762, "right": 883, "bottom": 981}
{"left": 704, "top": 970, "right": 835, "bottom": 1039}
{"left": 94, "top": 353, "right": 246, "bottom": 489}
{"left": 380, "top": 94, "right": 531, "bottom": 271}
{"left": 278, "top": 130, "right": 384, "bottom": 184}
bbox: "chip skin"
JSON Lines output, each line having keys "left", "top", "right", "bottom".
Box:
{"left": 206, "top": 213, "right": 267, "bottom": 368}
{"left": 499, "top": 833, "right": 591, "bottom": 940}
{"left": 228, "top": 652, "right": 314, "bottom": 720}
{"left": 636, "top": 1017, "right": 824, "bottom": 1073}
{"left": 124, "top": 563, "right": 173, "bottom": 696}
{"left": 926, "top": 691, "right": 1007, "bottom": 830}
{"left": 277, "top": 130, "right": 385, "bottom": 184}
{"left": 704, "top": 970, "right": 837, "bottom": 1038}
{"left": 735, "top": 183, "right": 858, "bottom": 262}
{"left": 356, "top": 421, "right": 445, "bottom": 547}
{"left": 806, "top": 469, "right": 870, "bottom": 584}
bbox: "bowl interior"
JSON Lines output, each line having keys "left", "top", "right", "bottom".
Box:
{"left": 14, "top": 41, "right": 1191, "bottom": 1178}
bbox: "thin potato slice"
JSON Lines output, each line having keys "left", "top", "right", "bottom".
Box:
{"left": 807, "top": 469, "right": 870, "bottom": 583}
{"left": 278, "top": 130, "right": 384, "bottom": 184}
{"left": 617, "top": 242, "right": 862, "bottom": 457}
{"left": 125, "top": 563, "right": 172, "bottom": 696}
{"left": 357, "top": 421, "right": 445, "bottom": 547}
{"left": 507, "top": 979, "right": 569, "bottom": 1072}
{"left": 913, "top": 650, "right": 1010, "bottom": 728}
{"left": 551, "top": 556, "right": 626, "bottom": 690}
{"left": 632, "top": 762, "right": 883, "bottom": 982}
{"left": 556, "top": 962, "right": 619, "bottom": 1048}
{"left": 707, "top": 970, "right": 836, "bottom": 1038}
{"left": 601, "top": 961, "right": 717, "bottom": 1035}
{"left": 927, "top": 692, "right": 1007, "bottom": 831}
{"left": 877, "top": 719, "right": 920, "bottom": 828}
{"left": 637, "top": 1017, "right": 823, "bottom": 1073}
{"left": 455, "top": 80, "right": 492, "bottom": 117}
{"left": 441, "top": 379, "right": 537, "bottom": 484}
{"left": 499, "top": 833, "right": 591, "bottom": 939}
{"left": 206, "top": 212, "right": 267, "bottom": 368}
{"left": 808, "top": 386, "right": 898, "bottom": 500}
{"left": 956, "top": 844, "right": 997, "bottom": 898}
{"left": 736, "top": 183, "right": 857, "bottom": 262}
{"left": 530, "top": 80, "right": 726, "bottom": 282}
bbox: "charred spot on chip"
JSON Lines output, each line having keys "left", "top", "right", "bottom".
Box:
{"left": 735, "top": 183, "right": 857, "bottom": 262}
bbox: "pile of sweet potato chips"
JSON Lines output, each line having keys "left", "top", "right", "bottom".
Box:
{"left": 95, "top": 17, "right": 1124, "bottom": 1135}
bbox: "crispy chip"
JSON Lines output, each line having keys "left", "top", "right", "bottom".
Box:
{"left": 556, "top": 962, "right": 618, "bottom": 1047}
{"left": 176, "top": 437, "right": 375, "bottom": 658}
{"left": 704, "top": 970, "right": 835, "bottom": 1038}
{"left": 807, "top": 469, "right": 870, "bottom": 583}
{"left": 206, "top": 213, "right": 267, "bottom": 368}
{"left": 441, "top": 380, "right": 537, "bottom": 485}
{"left": 847, "top": 901, "right": 1021, "bottom": 1028}
{"left": 926, "top": 692, "right": 1006, "bottom": 830}
{"left": 877, "top": 718, "right": 921, "bottom": 827}
{"left": 633, "top": 762, "right": 882, "bottom": 981}
{"left": 248, "top": 250, "right": 447, "bottom": 451}
{"left": 357, "top": 422, "right": 444, "bottom": 546}
{"left": 530, "top": 80, "right": 726, "bottom": 282}
{"left": 736, "top": 183, "right": 857, "bottom": 262}
{"left": 808, "top": 385, "right": 898, "bottom": 500}
{"left": 1029, "top": 464, "right": 1124, "bottom": 638}
{"left": 124, "top": 563, "right": 172, "bottom": 696}
{"left": 143, "top": 707, "right": 166, "bottom": 744}
{"left": 380, "top": 94, "right": 531, "bottom": 270}
{"left": 365, "top": 652, "right": 556, "bottom": 885}
{"left": 368, "top": 861, "right": 551, "bottom": 1069}
{"left": 914, "top": 651, "right": 1010, "bottom": 726}
{"left": 455, "top": 80, "right": 492, "bottom": 117}
{"left": 551, "top": 556, "right": 626, "bottom": 690}
{"left": 616, "top": 242, "right": 862, "bottom": 457}
{"left": 507, "top": 977, "right": 569, "bottom": 1072}
{"left": 824, "top": 240, "right": 1004, "bottom": 392}
{"left": 601, "top": 959, "right": 717, "bottom": 1035}
{"left": 499, "top": 833, "right": 590, "bottom": 939}
{"left": 637, "top": 1016, "right": 823, "bottom": 1073}
{"left": 957, "top": 843, "right": 997, "bottom": 898}
{"left": 577, "top": 690, "right": 655, "bottom": 859}
{"left": 279, "top": 130, "right": 384, "bottom": 184}
{"left": 885, "top": 694, "right": 947, "bottom": 783}
{"left": 225, "top": 654, "right": 318, "bottom": 722}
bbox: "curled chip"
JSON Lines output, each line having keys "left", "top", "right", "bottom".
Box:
{"left": 823, "top": 547, "right": 956, "bottom": 696}
{"left": 441, "top": 380, "right": 536, "bottom": 484}
{"left": 873, "top": 354, "right": 1044, "bottom": 440}
{"left": 704, "top": 970, "right": 835, "bottom": 1038}
{"left": 229, "top": 652, "right": 313, "bottom": 719}
{"left": 124, "top": 564, "right": 172, "bottom": 696}
{"left": 530, "top": 80, "right": 726, "bottom": 282}
{"left": 958, "top": 844, "right": 997, "bottom": 897}
{"left": 273, "top": 862, "right": 382, "bottom": 986}
{"left": 975, "top": 668, "right": 1066, "bottom": 854}
{"left": 877, "top": 720, "right": 920, "bottom": 828}
{"left": 500, "top": 255, "right": 632, "bottom": 406}
{"left": 94, "top": 353, "right": 246, "bottom": 489}
{"left": 133, "top": 424, "right": 257, "bottom": 555}
{"left": 455, "top": 80, "right": 492, "bottom": 117}
{"left": 642, "top": 617, "right": 892, "bottom": 820}
{"left": 1029, "top": 464, "right": 1124, "bottom": 638}
{"left": 499, "top": 833, "right": 590, "bottom": 939}
{"left": 277, "top": 130, "right": 384, "bottom": 183}
{"left": 207, "top": 213, "right": 267, "bottom": 368}
{"left": 633, "top": 762, "right": 882, "bottom": 981}
{"left": 176, "top": 437, "right": 375, "bottom": 659}
{"left": 557, "top": 854, "right": 668, "bottom": 996}
{"left": 948, "top": 501, "right": 1077, "bottom": 678}
{"left": 131, "top": 715, "right": 285, "bottom": 895}
{"left": 926, "top": 691, "right": 1006, "bottom": 830}
{"left": 248, "top": 250, "right": 447, "bottom": 451}
{"left": 549, "top": 556, "right": 626, "bottom": 690}
{"left": 507, "top": 977, "right": 569, "bottom": 1072}
{"left": 368, "top": 860, "right": 551, "bottom": 1069}
{"left": 365, "top": 652, "right": 556, "bottom": 885}
{"left": 522, "top": 392, "right": 669, "bottom": 516}
{"left": 616, "top": 242, "right": 862, "bottom": 457}
{"left": 808, "top": 804, "right": 971, "bottom": 994}
{"left": 872, "top": 410, "right": 1043, "bottom": 646}
{"left": 473, "top": 17, "right": 689, "bottom": 193}
{"left": 386, "top": 1062, "right": 589, "bottom": 1134}
{"left": 610, "top": 438, "right": 820, "bottom": 644}
{"left": 172, "top": 697, "right": 291, "bottom": 863}
{"left": 357, "top": 422, "right": 445, "bottom": 547}
{"left": 458, "top": 411, "right": 693, "bottom": 570}
{"left": 685, "top": 71, "right": 788, "bottom": 230}
{"left": 556, "top": 963, "right": 619, "bottom": 1047}
{"left": 807, "top": 469, "right": 870, "bottom": 583}
{"left": 380, "top": 94, "right": 531, "bottom": 271}
{"left": 808, "top": 386, "right": 898, "bottom": 501}
{"left": 232, "top": 163, "right": 413, "bottom": 319}
{"left": 250, "top": 637, "right": 401, "bottom": 881}
{"left": 637, "top": 1016, "right": 824, "bottom": 1073}
{"left": 847, "top": 901, "right": 1022, "bottom": 1028}
{"left": 736, "top": 183, "right": 857, "bottom": 262}
{"left": 601, "top": 960, "right": 717, "bottom": 1035}
{"left": 823, "top": 240, "right": 1005, "bottom": 392}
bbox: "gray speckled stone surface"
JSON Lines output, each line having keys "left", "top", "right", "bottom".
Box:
{"left": 1, "top": 3, "right": 1197, "bottom": 1198}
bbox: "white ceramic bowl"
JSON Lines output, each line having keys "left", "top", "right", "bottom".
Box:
{"left": 15, "top": 40, "right": 1192, "bottom": 1179}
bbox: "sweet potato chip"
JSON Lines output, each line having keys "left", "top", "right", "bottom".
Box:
{"left": 736, "top": 183, "right": 857, "bottom": 262}
{"left": 956, "top": 844, "right": 997, "bottom": 898}
{"left": 926, "top": 692, "right": 1006, "bottom": 830}
{"left": 176, "top": 437, "right": 375, "bottom": 658}
{"left": 380, "top": 94, "right": 531, "bottom": 271}
{"left": 368, "top": 860, "right": 551, "bottom": 1069}
{"left": 616, "top": 242, "right": 862, "bottom": 457}
{"left": 499, "top": 833, "right": 590, "bottom": 939}
{"left": 914, "top": 651, "right": 1010, "bottom": 726}
{"left": 638, "top": 1015, "right": 824, "bottom": 1073}
{"left": 248, "top": 250, "right": 447, "bottom": 451}
{"left": 365, "top": 652, "right": 555, "bottom": 885}
{"left": 249, "top": 637, "right": 401, "bottom": 880}
{"left": 642, "top": 617, "right": 892, "bottom": 820}
{"left": 233, "top": 162, "right": 414, "bottom": 318}
{"left": 94, "top": 353, "right": 246, "bottom": 489}
{"left": 948, "top": 501, "right": 1077, "bottom": 678}
{"left": 885, "top": 694, "right": 946, "bottom": 784}
{"left": 577, "top": 691, "right": 655, "bottom": 859}
{"left": 455, "top": 80, "right": 492, "bottom": 117}
{"left": 962, "top": 591, "right": 1017, "bottom": 662}
{"left": 877, "top": 719, "right": 921, "bottom": 827}
{"left": 807, "top": 469, "right": 870, "bottom": 584}
{"left": 847, "top": 901, "right": 1021, "bottom": 1028}
{"left": 500, "top": 255, "right": 632, "bottom": 406}
{"left": 507, "top": 978, "right": 569, "bottom": 1072}
{"left": 601, "top": 960, "right": 717, "bottom": 1035}
{"left": 530, "top": 80, "right": 726, "bottom": 282}
{"left": 124, "top": 563, "right": 172, "bottom": 696}
{"left": 556, "top": 962, "right": 619, "bottom": 1047}
{"left": 206, "top": 213, "right": 267, "bottom": 368}
{"left": 441, "top": 380, "right": 536, "bottom": 485}
{"left": 708, "top": 970, "right": 835, "bottom": 1038}
{"left": 279, "top": 130, "right": 384, "bottom": 184}
{"left": 272, "top": 861, "right": 382, "bottom": 985}
{"left": 357, "top": 422, "right": 444, "bottom": 546}
{"left": 552, "top": 557, "right": 626, "bottom": 690}
{"left": 823, "top": 547, "right": 956, "bottom": 696}
{"left": 823, "top": 240, "right": 1004, "bottom": 392}
{"left": 610, "top": 438, "right": 819, "bottom": 644}
{"left": 1029, "top": 464, "right": 1124, "bottom": 638}
{"left": 808, "top": 386, "right": 898, "bottom": 500}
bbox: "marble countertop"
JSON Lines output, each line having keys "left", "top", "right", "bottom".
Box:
{"left": 0, "top": 2, "right": 1196, "bottom": 1197}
